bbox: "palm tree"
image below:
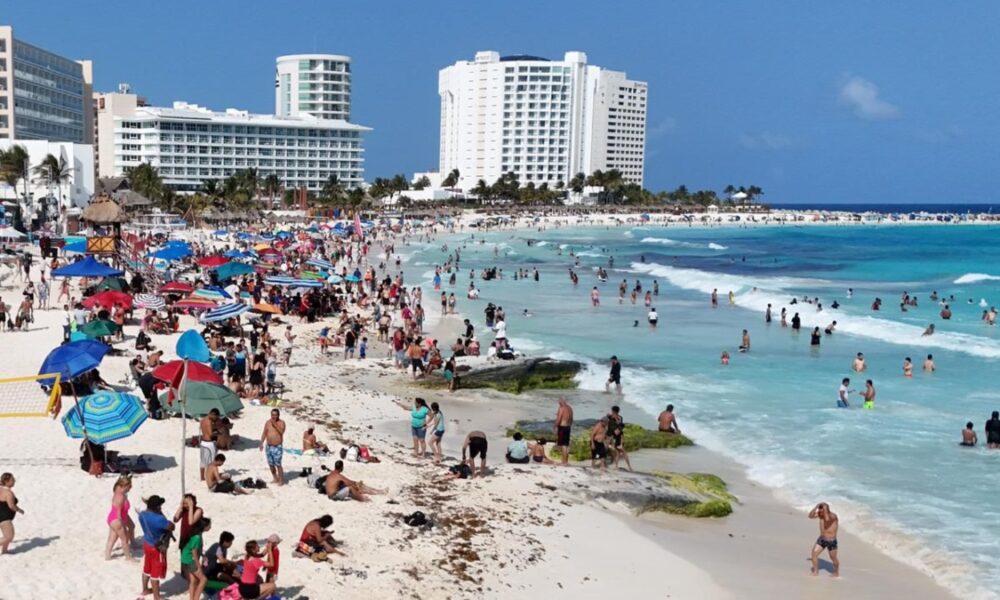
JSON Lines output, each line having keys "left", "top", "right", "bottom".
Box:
{"left": 127, "top": 162, "right": 165, "bottom": 205}
{"left": 413, "top": 175, "right": 431, "bottom": 190}
{"left": 473, "top": 179, "right": 491, "bottom": 202}
{"left": 569, "top": 172, "right": 586, "bottom": 194}
{"left": 320, "top": 174, "right": 346, "bottom": 207}
{"left": 263, "top": 174, "right": 281, "bottom": 208}
{"left": 32, "top": 153, "right": 73, "bottom": 224}
{"left": 441, "top": 168, "right": 460, "bottom": 188}
{"left": 200, "top": 179, "right": 223, "bottom": 205}
{"left": 238, "top": 168, "right": 260, "bottom": 207}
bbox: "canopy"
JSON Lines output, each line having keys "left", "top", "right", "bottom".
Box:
{"left": 199, "top": 302, "right": 249, "bottom": 323}
{"left": 216, "top": 262, "right": 255, "bottom": 280}
{"left": 62, "top": 392, "right": 147, "bottom": 444}
{"left": 82, "top": 290, "right": 133, "bottom": 310}
{"left": 52, "top": 256, "right": 124, "bottom": 278}
{"left": 147, "top": 245, "right": 192, "bottom": 261}
{"left": 151, "top": 360, "right": 223, "bottom": 385}
{"left": 0, "top": 227, "right": 26, "bottom": 240}
{"left": 39, "top": 340, "right": 110, "bottom": 384}
{"left": 162, "top": 381, "right": 243, "bottom": 417}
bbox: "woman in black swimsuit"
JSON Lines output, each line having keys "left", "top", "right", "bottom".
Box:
{"left": 0, "top": 472, "right": 24, "bottom": 554}
{"left": 248, "top": 353, "right": 265, "bottom": 398}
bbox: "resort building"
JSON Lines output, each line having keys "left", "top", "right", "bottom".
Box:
{"left": 0, "top": 138, "right": 95, "bottom": 210}
{"left": 437, "top": 50, "right": 647, "bottom": 191}
{"left": 95, "top": 53, "right": 370, "bottom": 193}
{"left": 0, "top": 25, "right": 93, "bottom": 144}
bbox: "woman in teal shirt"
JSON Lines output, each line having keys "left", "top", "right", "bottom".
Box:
{"left": 395, "top": 397, "right": 430, "bottom": 457}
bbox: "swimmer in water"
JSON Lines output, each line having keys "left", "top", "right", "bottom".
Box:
{"left": 923, "top": 354, "right": 935, "bottom": 372}
{"left": 903, "top": 357, "right": 913, "bottom": 377}
{"left": 961, "top": 422, "right": 978, "bottom": 447}
{"left": 824, "top": 321, "right": 837, "bottom": 334}
{"left": 739, "top": 329, "right": 750, "bottom": 352}
{"left": 852, "top": 353, "right": 866, "bottom": 372}
{"left": 837, "top": 378, "right": 852, "bottom": 408}
{"left": 720, "top": 351, "right": 730, "bottom": 365}
{"left": 922, "top": 323, "right": 935, "bottom": 336}
{"left": 523, "top": 309, "right": 532, "bottom": 318}
{"left": 591, "top": 287, "right": 600, "bottom": 307}
{"left": 861, "top": 379, "right": 875, "bottom": 410}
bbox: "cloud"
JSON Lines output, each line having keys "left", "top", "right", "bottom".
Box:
{"left": 649, "top": 117, "right": 676, "bottom": 138}
{"left": 838, "top": 76, "right": 900, "bottom": 120}
{"left": 738, "top": 131, "right": 793, "bottom": 151}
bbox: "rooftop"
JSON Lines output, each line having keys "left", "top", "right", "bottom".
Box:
{"left": 124, "top": 102, "right": 371, "bottom": 131}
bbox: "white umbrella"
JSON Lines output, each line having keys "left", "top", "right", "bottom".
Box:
{"left": 0, "top": 228, "right": 26, "bottom": 240}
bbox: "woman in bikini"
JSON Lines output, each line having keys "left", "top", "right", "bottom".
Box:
{"left": 104, "top": 474, "right": 136, "bottom": 561}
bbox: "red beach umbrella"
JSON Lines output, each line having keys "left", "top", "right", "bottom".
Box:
{"left": 82, "top": 290, "right": 133, "bottom": 310}
{"left": 151, "top": 360, "right": 223, "bottom": 385}
{"left": 160, "top": 282, "right": 194, "bottom": 294}
{"left": 197, "top": 255, "right": 228, "bottom": 268}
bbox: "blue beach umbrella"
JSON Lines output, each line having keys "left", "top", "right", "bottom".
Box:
{"left": 61, "top": 391, "right": 147, "bottom": 444}
{"left": 264, "top": 276, "right": 323, "bottom": 288}
{"left": 199, "top": 302, "right": 250, "bottom": 323}
{"left": 52, "top": 256, "right": 124, "bottom": 278}
{"left": 306, "top": 258, "right": 333, "bottom": 270}
{"left": 177, "top": 329, "right": 211, "bottom": 363}
{"left": 344, "top": 274, "right": 361, "bottom": 283}
{"left": 39, "top": 340, "right": 110, "bottom": 384}
{"left": 216, "top": 262, "right": 255, "bottom": 280}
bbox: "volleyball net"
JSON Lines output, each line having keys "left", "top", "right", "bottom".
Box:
{"left": 0, "top": 373, "right": 62, "bottom": 418}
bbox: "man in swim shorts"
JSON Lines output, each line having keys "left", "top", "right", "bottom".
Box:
{"left": 590, "top": 418, "right": 608, "bottom": 469}
{"left": 605, "top": 356, "right": 622, "bottom": 394}
{"left": 199, "top": 409, "right": 220, "bottom": 481}
{"left": 462, "top": 431, "right": 488, "bottom": 478}
{"left": 554, "top": 397, "right": 574, "bottom": 465}
{"left": 259, "top": 409, "right": 286, "bottom": 486}
{"left": 808, "top": 502, "right": 840, "bottom": 577}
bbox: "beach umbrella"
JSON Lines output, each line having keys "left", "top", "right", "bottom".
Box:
{"left": 159, "top": 281, "right": 194, "bottom": 294}
{"left": 0, "top": 227, "right": 26, "bottom": 240}
{"left": 173, "top": 296, "right": 217, "bottom": 310}
{"left": 80, "top": 319, "right": 119, "bottom": 338}
{"left": 251, "top": 303, "right": 282, "bottom": 315}
{"left": 61, "top": 391, "right": 147, "bottom": 444}
{"left": 52, "top": 256, "right": 124, "bottom": 278}
{"left": 257, "top": 247, "right": 281, "bottom": 257}
{"left": 197, "top": 255, "right": 228, "bottom": 268}
{"left": 147, "top": 246, "right": 191, "bottom": 262}
{"left": 306, "top": 258, "right": 333, "bottom": 270}
{"left": 300, "top": 270, "right": 326, "bottom": 280}
{"left": 326, "top": 274, "right": 343, "bottom": 284}
{"left": 193, "top": 287, "right": 230, "bottom": 301}
{"left": 152, "top": 360, "right": 223, "bottom": 385}
{"left": 134, "top": 293, "right": 166, "bottom": 310}
{"left": 82, "top": 290, "right": 133, "bottom": 310}
{"left": 264, "top": 276, "right": 322, "bottom": 288}
{"left": 215, "top": 262, "right": 255, "bottom": 280}
{"left": 344, "top": 274, "right": 361, "bottom": 283}
{"left": 162, "top": 381, "right": 242, "bottom": 417}
{"left": 38, "top": 340, "right": 109, "bottom": 383}
{"left": 94, "top": 277, "right": 128, "bottom": 292}
{"left": 69, "top": 331, "right": 89, "bottom": 342}
{"left": 213, "top": 229, "right": 228, "bottom": 236}
{"left": 199, "top": 302, "right": 249, "bottom": 323}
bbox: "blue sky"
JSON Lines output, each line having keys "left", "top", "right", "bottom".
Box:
{"left": 5, "top": 0, "right": 998, "bottom": 204}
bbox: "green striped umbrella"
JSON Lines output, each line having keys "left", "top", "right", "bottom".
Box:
{"left": 161, "top": 381, "right": 243, "bottom": 417}
{"left": 61, "top": 391, "right": 147, "bottom": 444}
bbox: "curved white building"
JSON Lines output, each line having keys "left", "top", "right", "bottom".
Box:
{"left": 439, "top": 51, "right": 647, "bottom": 191}
{"left": 275, "top": 54, "right": 352, "bottom": 121}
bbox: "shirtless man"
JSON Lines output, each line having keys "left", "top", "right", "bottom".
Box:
{"left": 462, "top": 431, "right": 489, "bottom": 478}
{"left": 323, "top": 460, "right": 374, "bottom": 501}
{"left": 923, "top": 354, "right": 936, "bottom": 372}
{"left": 199, "top": 409, "right": 220, "bottom": 481}
{"left": 903, "top": 357, "right": 913, "bottom": 378}
{"left": 808, "top": 502, "right": 840, "bottom": 576}
{"left": 739, "top": 329, "right": 750, "bottom": 352}
{"left": 259, "top": 409, "right": 286, "bottom": 486}
{"left": 590, "top": 418, "right": 608, "bottom": 470}
{"left": 852, "top": 353, "right": 866, "bottom": 372}
{"left": 554, "top": 398, "right": 574, "bottom": 465}
{"left": 302, "top": 427, "right": 329, "bottom": 454}
{"left": 205, "top": 454, "right": 252, "bottom": 495}
{"left": 658, "top": 404, "right": 680, "bottom": 433}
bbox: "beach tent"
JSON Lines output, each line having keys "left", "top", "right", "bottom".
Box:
{"left": 53, "top": 256, "right": 124, "bottom": 278}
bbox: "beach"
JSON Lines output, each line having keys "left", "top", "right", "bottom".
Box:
{"left": 0, "top": 214, "right": 980, "bottom": 599}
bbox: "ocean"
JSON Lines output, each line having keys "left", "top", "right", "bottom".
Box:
{"left": 402, "top": 223, "right": 1000, "bottom": 600}
{"left": 771, "top": 202, "right": 998, "bottom": 214}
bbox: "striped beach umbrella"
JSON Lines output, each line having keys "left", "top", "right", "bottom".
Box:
{"left": 264, "top": 276, "right": 323, "bottom": 288}
{"left": 61, "top": 391, "right": 147, "bottom": 444}
{"left": 199, "top": 302, "right": 250, "bottom": 323}
{"left": 306, "top": 258, "right": 333, "bottom": 270}
{"left": 173, "top": 296, "right": 218, "bottom": 310}
{"left": 160, "top": 281, "right": 194, "bottom": 294}
{"left": 193, "top": 287, "right": 230, "bottom": 301}
{"left": 134, "top": 293, "right": 166, "bottom": 310}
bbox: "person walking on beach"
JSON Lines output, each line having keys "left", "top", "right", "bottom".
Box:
{"left": 808, "top": 502, "right": 840, "bottom": 577}
{"left": 259, "top": 409, "right": 286, "bottom": 486}
{"left": 138, "top": 495, "right": 173, "bottom": 600}
{"left": 0, "top": 472, "right": 24, "bottom": 554}
{"left": 427, "top": 402, "right": 445, "bottom": 464}
{"left": 605, "top": 356, "right": 622, "bottom": 394}
{"left": 554, "top": 398, "right": 574, "bottom": 465}
{"left": 105, "top": 474, "right": 136, "bottom": 561}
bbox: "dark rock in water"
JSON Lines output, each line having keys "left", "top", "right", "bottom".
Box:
{"left": 452, "top": 358, "right": 582, "bottom": 394}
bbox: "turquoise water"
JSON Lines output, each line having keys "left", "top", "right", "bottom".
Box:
{"left": 404, "top": 224, "right": 1000, "bottom": 599}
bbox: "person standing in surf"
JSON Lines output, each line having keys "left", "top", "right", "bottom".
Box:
{"left": 808, "top": 502, "right": 840, "bottom": 577}
{"left": 605, "top": 356, "right": 622, "bottom": 394}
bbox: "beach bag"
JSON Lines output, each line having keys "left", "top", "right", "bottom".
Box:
{"left": 218, "top": 583, "right": 242, "bottom": 600}
{"left": 346, "top": 445, "right": 359, "bottom": 462}
{"left": 403, "top": 511, "right": 427, "bottom": 527}
{"left": 88, "top": 459, "right": 104, "bottom": 476}
{"left": 358, "top": 446, "right": 371, "bottom": 462}
{"left": 155, "top": 530, "right": 173, "bottom": 554}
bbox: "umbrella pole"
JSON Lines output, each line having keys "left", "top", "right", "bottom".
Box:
{"left": 179, "top": 358, "right": 189, "bottom": 497}
{"left": 72, "top": 382, "right": 96, "bottom": 468}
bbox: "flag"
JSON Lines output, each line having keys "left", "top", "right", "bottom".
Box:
{"left": 167, "top": 360, "right": 186, "bottom": 406}
{"left": 353, "top": 212, "right": 363, "bottom": 238}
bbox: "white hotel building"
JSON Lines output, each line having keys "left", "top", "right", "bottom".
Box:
{"left": 96, "top": 54, "right": 369, "bottom": 193}
{"left": 438, "top": 51, "right": 647, "bottom": 191}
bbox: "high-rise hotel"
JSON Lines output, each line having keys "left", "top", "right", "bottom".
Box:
{"left": 95, "top": 54, "right": 369, "bottom": 193}
{"left": 438, "top": 51, "right": 646, "bottom": 191}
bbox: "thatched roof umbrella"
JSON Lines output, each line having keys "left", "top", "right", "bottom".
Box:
{"left": 115, "top": 190, "right": 153, "bottom": 211}
{"left": 82, "top": 195, "right": 127, "bottom": 225}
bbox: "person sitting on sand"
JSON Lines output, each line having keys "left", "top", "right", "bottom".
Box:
{"left": 529, "top": 440, "right": 554, "bottom": 464}
{"left": 505, "top": 432, "right": 530, "bottom": 464}
{"left": 298, "top": 515, "right": 345, "bottom": 557}
{"left": 323, "top": 460, "right": 384, "bottom": 501}
{"left": 204, "top": 531, "right": 237, "bottom": 584}
{"left": 961, "top": 422, "right": 978, "bottom": 447}
{"left": 238, "top": 540, "right": 278, "bottom": 600}
{"left": 302, "top": 427, "right": 329, "bottom": 455}
{"left": 657, "top": 404, "right": 681, "bottom": 433}
{"left": 205, "top": 454, "right": 253, "bottom": 495}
